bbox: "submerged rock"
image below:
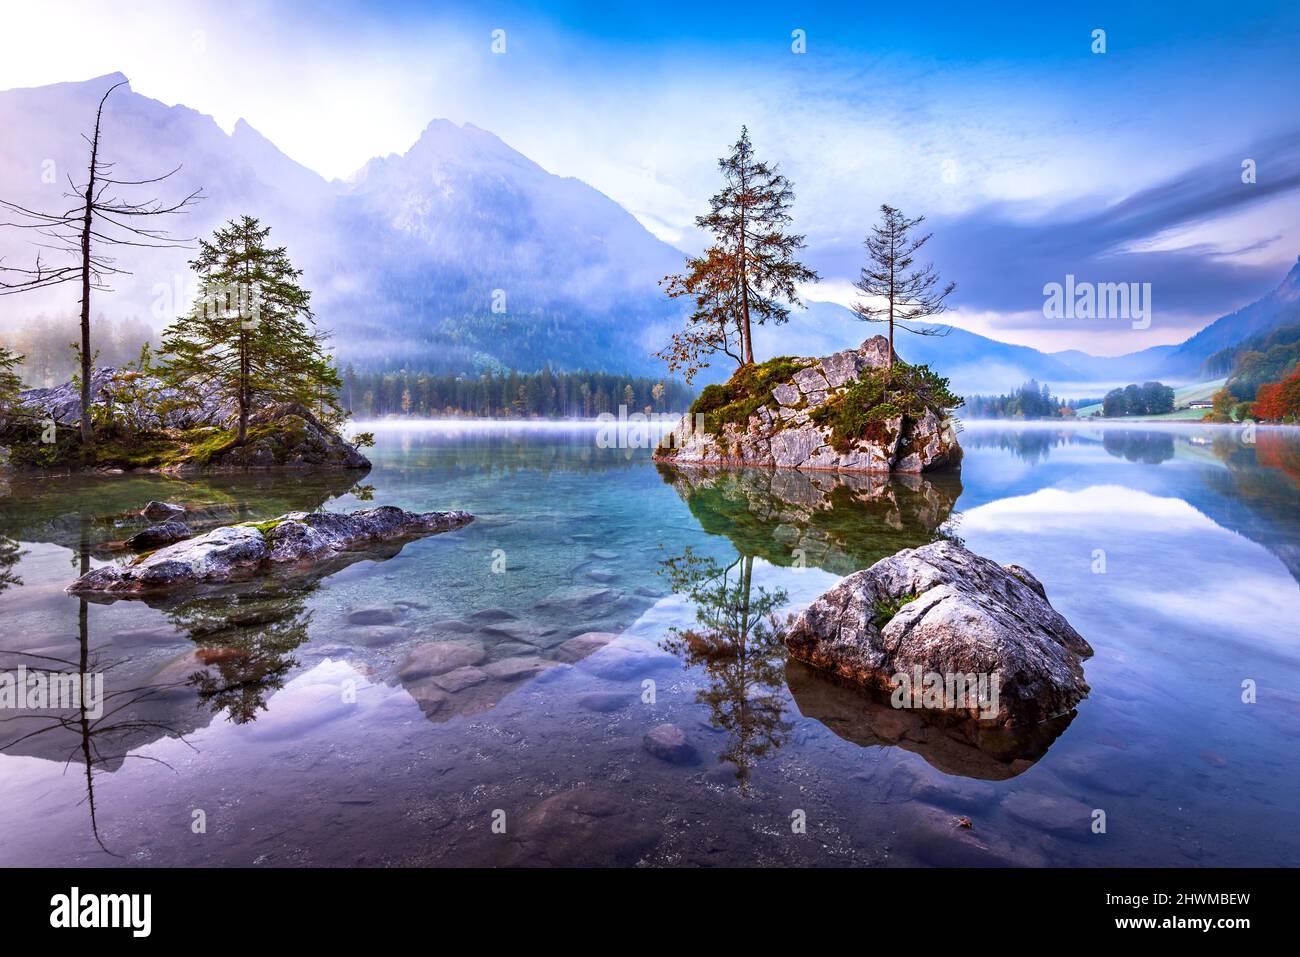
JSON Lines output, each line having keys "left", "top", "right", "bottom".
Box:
{"left": 784, "top": 540, "right": 1092, "bottom": 726}
{"left": 67, "top": 505, "right": 473, "bottom": 595}
{"left": 399, "top": 641, "right": 488, "bottom": 681}
{"left": 643, "top": 723, "right": 700, "bottom": 765}
{"left": 654, "top": 336, "right": 961, "bottom": 474}
{"left": 346, "top": 604, "right": 404, "bottom": 626}
{"left": 141, "top": 501, "right": 187, "bottom": 521}
{"left": 125, "top": 521, "right": 192, "bottom": 551}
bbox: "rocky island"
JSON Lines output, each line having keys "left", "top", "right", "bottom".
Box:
{"left": 68, "top": 505, "right": 473, "bottom": 595}
{"left": 654, "top": 336, "right": 962, "bottom": 473}
{"left": 2, "top": 367, "right": 370, "bottom": 472}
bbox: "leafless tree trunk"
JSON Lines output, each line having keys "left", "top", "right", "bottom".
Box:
{"left": 0, "top": 80, "right": 202, "bottom": 447}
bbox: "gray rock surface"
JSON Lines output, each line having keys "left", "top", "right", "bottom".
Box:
{"left": 141, "top": 501, "right": 186, "bottom": 521}
{"left": 656, "top": 336, "right": 960, "bottom": 473}
{"left": 18, "top": 366, "right": 231, "bottom": 429}
{"left": 125, "top": 521, "right": 192, "bottom": 551}
{"left": 68, "top": 505, "right": 473, "bottom": 595}
{"left": 784, "top": 540, "right": 1092, "bottom": 726}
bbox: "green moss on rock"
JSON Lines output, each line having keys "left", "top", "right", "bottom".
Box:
{"left": 872, "top": 592, "right": 919, "bottom": 628}
{"left": 689, "top": 357, "right": 809, "bottom": 437}
{"left": 810, "top": 362, "right": 961, "bottom": 453}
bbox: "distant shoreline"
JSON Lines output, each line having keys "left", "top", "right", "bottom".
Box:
{"left": 953, "top": 418, "right": 1298, "bottom": 429}
{"left": 349, "top": 416, "right": 687, "bottom": 430}
{"left": 343, "top": 416, "right": 1297, "bottom": 431}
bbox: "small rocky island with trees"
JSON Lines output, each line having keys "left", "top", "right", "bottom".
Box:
{"left": 653, "top": 130, "right": 963, "bottom": 474}
{"left": 0, "top": 83, "right": 366, "bottom": 474}
{"left": 0, "top": 214, "right": 368, "bottom": 473}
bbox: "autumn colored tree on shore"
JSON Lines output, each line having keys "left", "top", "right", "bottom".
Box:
{"left": 1253, "top": 370, "right": 1300, "bottom": 421}
{"left": 658, "top": 128, "right": 817, "bottom": 381}
{"left": 1206, "top": 387, "right": 1240, "bottom": 423}
{"left": 852, "top": 205, "right": 954, "bottom": 371}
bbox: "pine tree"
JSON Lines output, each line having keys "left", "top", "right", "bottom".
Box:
{"left": 0, "top": 346, "right": 24, "bottom": 413}
{"left": 660, "top": 128, "right": 818, "bottom": 379}
{"left": 160, "top": 216, "right": 336, "bottom": 444}
{"left": 852, "top": 205, "right": 955, "bottom": 371}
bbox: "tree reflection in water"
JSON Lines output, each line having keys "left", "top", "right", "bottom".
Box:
{"left": 0, "top": 526, "right": 191, "bottom": 855}
{"left": 659, "top": 548, "right": 791, "bottom": 787}
{"left": 163, "top": 586, "right": 313, "bottom": 724}
{"left": 0, "top": 535, "right": 24, "bottom": 593}
{"left": 0, "top": 515, "right": 318, "bottom": 854}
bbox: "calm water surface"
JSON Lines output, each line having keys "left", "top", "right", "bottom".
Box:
{"left": 1, "top": 421, "right": 1298, "bottom": 866}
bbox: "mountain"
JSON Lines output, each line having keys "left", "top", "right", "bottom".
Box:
{"left": 1166, "top": 256, "right": 1300, "bottom": 375}
{"left": 1044, "top": 258, "right": 1300, "bottom": 387}
{"left": 752, "top": 300, "right": 1085, "bottom": 396}
{"left": 326, "top": 118, "right": 684, "bottom": 372}
{"left": 1047, "top": 346, "right": 1177, "bottom": 384}
{"left": 0, "top": 74, "right": 683, "bottom": 376}
{"left": 1, "top": 73, "right": 1295, "bottom": 391}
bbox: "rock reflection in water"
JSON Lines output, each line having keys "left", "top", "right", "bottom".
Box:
{"left": 658, "top": 464, "right": 961, "bottom": 576}
{"left": 785, "top": 660, "right": 1074, "bottom": 780}
{"left": 0, "top": 467, "right": 366, "bottom": 558}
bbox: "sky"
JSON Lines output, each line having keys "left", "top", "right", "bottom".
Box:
{"left": 2, "top": 0, "right": 1298, "bottom": 355}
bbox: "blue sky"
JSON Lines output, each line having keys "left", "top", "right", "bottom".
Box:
{"left": 2, "top": 0, "right": 1298, "bottom": 354}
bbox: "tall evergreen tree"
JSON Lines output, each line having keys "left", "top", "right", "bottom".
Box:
{"left": 160, "top": 216, "right": 336, "bottom": 443}
{"left": 851, "top": 205, "right": 955, "bottom": 371}
{"left": 660, "top": 128, "right": 817, "bottom": 378}
{"left": 0, "top": 346, "right": 24, "bottom": 413}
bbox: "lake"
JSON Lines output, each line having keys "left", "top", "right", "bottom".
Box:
{"left": 1, "top": 421, "right": 1298, "bottom": 867}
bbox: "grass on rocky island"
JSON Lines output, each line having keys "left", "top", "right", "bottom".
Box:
{"left": 2, "top": 412, "right": 319, "bottom": 471}
{"left": 688, "top": 356, "right": 810, "bottom": 437}
{"left": 241, "top": 517, "right": 288, "bottom": 538}
{"left": 810, "top": 362, "right": 962, "bottom": 453}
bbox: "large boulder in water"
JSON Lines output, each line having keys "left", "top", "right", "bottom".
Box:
{"left": 784, "top": 541, "right": 1092, "bottom": 726}
{"left": 654, "top": 337, "right": 961, "bottom": 474}
{"left": 68, "top": 505, "right": 473, "bottom": 595}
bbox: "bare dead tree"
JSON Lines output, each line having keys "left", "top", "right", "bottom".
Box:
{"left": 0, "top": 80, "right": 202, "bottom": 444}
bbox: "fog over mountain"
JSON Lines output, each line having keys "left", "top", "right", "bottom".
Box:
{"left": 2, "top": 73, "right": 1296, "bottom": 395}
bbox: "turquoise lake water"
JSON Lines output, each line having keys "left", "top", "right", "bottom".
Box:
{"left": 1, "top": 421, "right": 1298, "bottom": 866}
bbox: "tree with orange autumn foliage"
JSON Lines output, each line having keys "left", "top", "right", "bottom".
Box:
{"left": 1253, "top": 369, "right": 1300, "bottom": 421}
